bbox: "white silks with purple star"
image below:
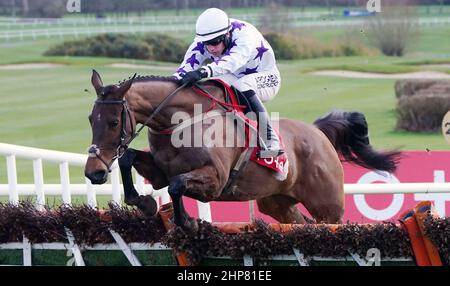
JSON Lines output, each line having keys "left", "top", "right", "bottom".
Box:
{"left": 174, "top": 18, "right": 281, "bottom": 101}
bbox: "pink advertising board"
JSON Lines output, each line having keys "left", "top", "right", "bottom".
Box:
{"left": 178, "top": 151, "right": 450, "bottom": 223}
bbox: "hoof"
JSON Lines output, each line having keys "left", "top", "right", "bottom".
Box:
{"left": 136, "top": 195, "right": 158, "bottom": 217}
{"left": 124, "top": 196, "right": 139, "bottom": 206}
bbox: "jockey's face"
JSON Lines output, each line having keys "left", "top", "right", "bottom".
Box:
{"left": 204, "top": 34, "right": 227, "bottom": 57}
{"left": 205, "top": 41, "right": 225, "bottom": 57}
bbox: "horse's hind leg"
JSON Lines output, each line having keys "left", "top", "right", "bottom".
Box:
{"left": 300, "top": 176, "right": 344, "bottom": 224}
{"left": 118, "top": 149, "right": 168, "bottom": 217}
{"left": 301, "top": 186, "right": 344, "bottom": 224}
{"left": 256, "top": 195, "right": 307, "bottom": 224}
{"left": 305, "top": 201, "right": 344, "bottom": 224}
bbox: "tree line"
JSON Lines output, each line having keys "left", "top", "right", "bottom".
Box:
{"left": 0, "top": 0, "right": 448, "bottom": 18}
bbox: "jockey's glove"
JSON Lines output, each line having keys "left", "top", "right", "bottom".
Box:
{"left": 180, "top": 68, "right": 208, "bottom": 86}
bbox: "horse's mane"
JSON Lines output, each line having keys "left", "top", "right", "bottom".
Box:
{"left": 96, "top": 75, "right": 179, "bottom": 100}
{"left": 118, "top": 75, "right": 179, "bottom": 85}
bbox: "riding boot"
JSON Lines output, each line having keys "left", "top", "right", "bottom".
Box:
{"left": 242, "top": 90, "right": 284, "bottom": 158}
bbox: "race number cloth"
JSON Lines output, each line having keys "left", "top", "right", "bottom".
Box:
{"left": 207, "top": 79, "right": 288, "bottom": 175}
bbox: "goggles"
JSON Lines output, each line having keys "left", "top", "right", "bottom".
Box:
{"left": 203, "top": 35, "right": 225, "bottom": 46}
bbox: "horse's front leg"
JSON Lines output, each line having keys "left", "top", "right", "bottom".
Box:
{"left": 118, "top": 148, "right": 168, "bottom": 216}
{"left": 169, "top": 166, "right": 221, "bottom": 229}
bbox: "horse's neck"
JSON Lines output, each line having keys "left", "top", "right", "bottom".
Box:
{"left": 128, "top": 81, "right": 242, "bottom": 173}
{"left": 126, "top": 81, "right": 216, "bottom": 129}
{"left": 124, "top": 81, "right": 168, "bottom": 125}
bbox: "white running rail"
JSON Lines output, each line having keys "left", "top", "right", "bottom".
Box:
{"left": 0, "top": 142, "right": 212, "bottom": 221}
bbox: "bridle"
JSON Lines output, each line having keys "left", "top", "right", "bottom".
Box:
{"left": 88, "top": 99, "right": 135, "bottom": 172}
{"left": 88, "top": 82, "right": 188, "bottom": 172}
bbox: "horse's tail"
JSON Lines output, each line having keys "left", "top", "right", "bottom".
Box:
{"left": 313, "top": 110, "right": 400, "bottom": 173}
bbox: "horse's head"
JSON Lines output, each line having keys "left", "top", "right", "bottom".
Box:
{"left": 84, "top": 70, "right": 136, "bottom": 184}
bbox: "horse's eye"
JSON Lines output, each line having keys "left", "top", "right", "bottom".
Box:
{"left": 109, "top": 120, "right": 119, "bottom": 128}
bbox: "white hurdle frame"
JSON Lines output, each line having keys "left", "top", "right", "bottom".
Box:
{"left": 0, "top": 143, "right": 209, "bottom": 219}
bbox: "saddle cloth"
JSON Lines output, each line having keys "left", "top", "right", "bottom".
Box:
{"left": 204, "top": 79, "right": 288, "bottom": 176}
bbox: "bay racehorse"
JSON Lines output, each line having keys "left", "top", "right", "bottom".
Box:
{"left": 84, "top": 70, "right": 399, "bottom": 228}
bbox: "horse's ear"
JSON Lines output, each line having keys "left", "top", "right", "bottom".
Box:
{"left": 117, "top": 73, "right": 136, "bottom": 97}
{"left": 91, "top": 69, "right": 104, "bottom": 95}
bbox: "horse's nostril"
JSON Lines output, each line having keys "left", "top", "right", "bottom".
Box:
{"left": 85, "top": 170, "right": 107, "bottom": 184}
{"left": 95, "top": 170, "right": 107, "bottom": 179}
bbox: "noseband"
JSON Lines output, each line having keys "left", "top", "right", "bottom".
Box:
{"left": 88, "top": 99, "right": 134, "bottom": 172}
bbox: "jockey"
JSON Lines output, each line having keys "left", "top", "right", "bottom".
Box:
{"left": 174, "top": 8, "right": 283, "bottom": 158}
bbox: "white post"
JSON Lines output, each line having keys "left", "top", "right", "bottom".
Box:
{"left": 197, "top": 201, "right": 212, "bottom": 222}
{"left": 111, "top": 167, "right": 121, "bottom": 204}
{"left": 135, "top": 172, "right": 145, "bottom": 196}
{"left": 85, "top": 178, "right": 97, "bottom": 208}
{"left": 155, "top": 197, "right": 160, "bottom": 211}
{"left": 249, "top": 200, "right": 255, "bottom": 223}
{"left": 160, "top": 189, "right": 170, "bottom": 205}
{"left": 59, "top": 162, "right": 71, "bottom": 205}
{"left": 33, "top": 158, "right": 45, "bottom": 210}
{"left": 6, "top": 155, "right": 19, "bottom": 205}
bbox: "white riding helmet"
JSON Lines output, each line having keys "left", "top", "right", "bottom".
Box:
{"left": 195, "top": 8, "right": 230, "bottom": 43}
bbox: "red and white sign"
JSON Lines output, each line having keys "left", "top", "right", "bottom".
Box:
{"left": 180, "top": 151, "right": 450, "bottom": 223}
